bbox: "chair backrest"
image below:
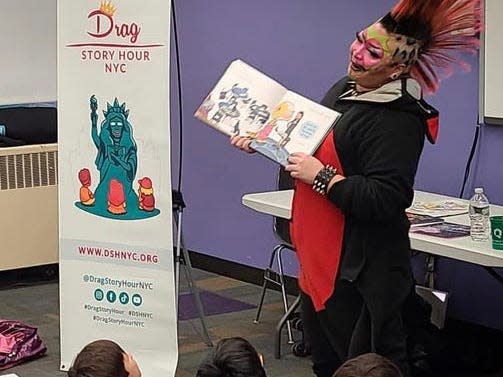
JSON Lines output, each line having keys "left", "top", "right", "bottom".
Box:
{"left": 274, "top": 167, "right": 294, "bottom": 246}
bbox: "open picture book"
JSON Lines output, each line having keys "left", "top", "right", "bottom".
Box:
{"left": 195, "top": 59, "right": 342, "bottom": 166}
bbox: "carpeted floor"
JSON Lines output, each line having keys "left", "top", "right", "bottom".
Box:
{"left": 1, "top": 266, "right": 502, "bottom": 377}
{"left": 178, "top": 290, "right": 256, "bottom": 321}
{"left": 0, "top": 267, "right": 311, "bottom": 377}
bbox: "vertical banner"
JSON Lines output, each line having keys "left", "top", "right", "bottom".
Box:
{"left": 58, "top": 1, "right": 176, "bottom": 376}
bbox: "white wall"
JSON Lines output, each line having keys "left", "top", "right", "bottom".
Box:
{"left": 0, "top": 0, "right": 56, "bottom": 105}
{"left": 481, "top": 0, "right": 503, "bottom": 124}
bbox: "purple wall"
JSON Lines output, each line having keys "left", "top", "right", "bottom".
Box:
{"left": 170, "top": 0, "right": 503, "bottom": 330}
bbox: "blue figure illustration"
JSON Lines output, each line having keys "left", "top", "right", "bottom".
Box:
{"left": 90, "top": 95, "right": 138, "bottom": 212}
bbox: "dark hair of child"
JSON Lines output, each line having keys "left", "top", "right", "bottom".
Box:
{"left": 196, "top": 337, "right": 266, "bottom": 377}
{"left": 67, "top": 339, "right": 128, "bottom": 377}
{"left": 333, "top": 353, "right": 403, "bottom": 377}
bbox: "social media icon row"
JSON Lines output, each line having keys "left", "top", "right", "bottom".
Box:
{"left": 94, "top": 289, "right": 142, "bottom": 306}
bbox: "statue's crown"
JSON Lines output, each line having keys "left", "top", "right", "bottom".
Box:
{"left": 103, "top": 98, "right": 129, "bottom": 119}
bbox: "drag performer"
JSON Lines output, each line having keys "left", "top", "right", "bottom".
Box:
{"left": 231, "top": 1, "right": 480, "bottom": 375}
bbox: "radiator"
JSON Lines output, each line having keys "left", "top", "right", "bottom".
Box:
{"left": 0, "top": 143, "right": 58, "bottom": 271}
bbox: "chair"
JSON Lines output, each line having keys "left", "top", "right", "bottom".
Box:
{"left": 254, "top": 167, "right": 307, "bottom": 357}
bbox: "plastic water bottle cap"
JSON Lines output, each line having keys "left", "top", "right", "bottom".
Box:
{"left": 475, "top": 187, "right": 483, "bottom": 194}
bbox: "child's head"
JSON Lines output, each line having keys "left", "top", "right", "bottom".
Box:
{"left": 68, "top": 339, "right": 141, "bottom": 377}
{"left": 333, "top": 353, "right": 403, "bottom": 377}
{"left": 196, "top": 337, "right": 266, "bottom": 377}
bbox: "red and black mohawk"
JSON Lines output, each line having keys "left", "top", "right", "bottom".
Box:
{"left": 381, "top": 0, "right": 481, "bottom": 93}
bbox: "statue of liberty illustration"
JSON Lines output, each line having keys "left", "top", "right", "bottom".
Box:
{"left": 91, "top": 95, "right": 138, "bottom": 212}
{"left": 75, "top": 95, "right": 159, "bottom": 220}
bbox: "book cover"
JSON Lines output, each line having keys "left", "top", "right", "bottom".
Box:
{"left": 406, "top": 212, "right": 445, "bottom": 227}
{"left": 195, "top": 59, "right": 341, "bottom": 166}
{"left": 410, "top": 222, "right": 471, "bottom": 238}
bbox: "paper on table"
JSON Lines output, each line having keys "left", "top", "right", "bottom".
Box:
{"left": 407, "top": 200, "right": 468, "bottom": 217}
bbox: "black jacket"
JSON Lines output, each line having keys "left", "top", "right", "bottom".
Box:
{"left": 322, "top": 76, "right": 437, "bottom": 310}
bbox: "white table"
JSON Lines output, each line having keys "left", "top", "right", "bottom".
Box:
{"left": 242, "top": 190, "right": 503, "bottom": 269}
{"left": 242, "top": 189, "right": 503, "bottom": 357}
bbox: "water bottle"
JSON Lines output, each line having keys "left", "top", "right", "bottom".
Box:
{"left": 468, "top": 187, "right": 490, "bottom": 241}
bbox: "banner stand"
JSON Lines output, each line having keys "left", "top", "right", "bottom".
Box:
{"left": 58, "top": 1, "right": 178, "bottom": 375}
{"left": 172, "top": 189, "right": 212, "bottom": 346}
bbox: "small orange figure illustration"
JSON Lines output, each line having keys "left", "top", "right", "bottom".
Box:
{"left": 138, "top": 177, "right": 155, "bottom": 212}
{"left": 107, "top": 179, "right": 127, "bottom": 215}
{"left": 78, "top": 168, "right": 95, "bottom": 206}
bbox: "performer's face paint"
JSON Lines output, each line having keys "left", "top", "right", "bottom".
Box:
{"left": 348, "top": 22, "right": 417, "bottom": 90}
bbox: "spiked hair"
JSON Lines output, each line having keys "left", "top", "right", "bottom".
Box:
{"left": 380, "top": 0, "right": 481, "bottom": 93}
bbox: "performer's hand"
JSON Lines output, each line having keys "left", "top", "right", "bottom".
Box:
{"left": 285, "top": 152, "right": 323, "bottom": 185}
{"left": 230, "top": 135, "right": 255, "bottom": 154}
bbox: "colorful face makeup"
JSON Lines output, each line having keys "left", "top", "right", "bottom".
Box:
{"left": 350, "top": 22, "right": 420, "bottom": 70}
{"left": 347, "top": 21, "right": 421, "bottom": 90}
{"left": 366, "top": 24, "right": 393, "bottom": 56}
{"left": 349, "top": 23, "right": 393, "bottom": 72}
{"left": 348, "top": 23, "right": 395, "bottom": 88}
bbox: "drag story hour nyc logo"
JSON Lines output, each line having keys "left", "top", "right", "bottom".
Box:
{"left": 66, "top": 1, "right": 164, "bottom": 74}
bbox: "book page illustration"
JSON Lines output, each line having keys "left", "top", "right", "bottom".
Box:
{"left": 195, "top": 60, "right": 286, "bottom": 137}
{"left": 250, "top": 91, "right": 341, "bottom": 166}
{"left": 195, "top": 59, "right": 341, "bottom": 166}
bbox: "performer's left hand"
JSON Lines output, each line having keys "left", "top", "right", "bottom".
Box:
{"left": 285, "top": 152, "right": 323, "bottom": 185}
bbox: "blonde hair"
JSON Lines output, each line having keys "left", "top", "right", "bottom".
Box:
{"left": 139, "top": 187, "right": 153, "bottom": 195}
